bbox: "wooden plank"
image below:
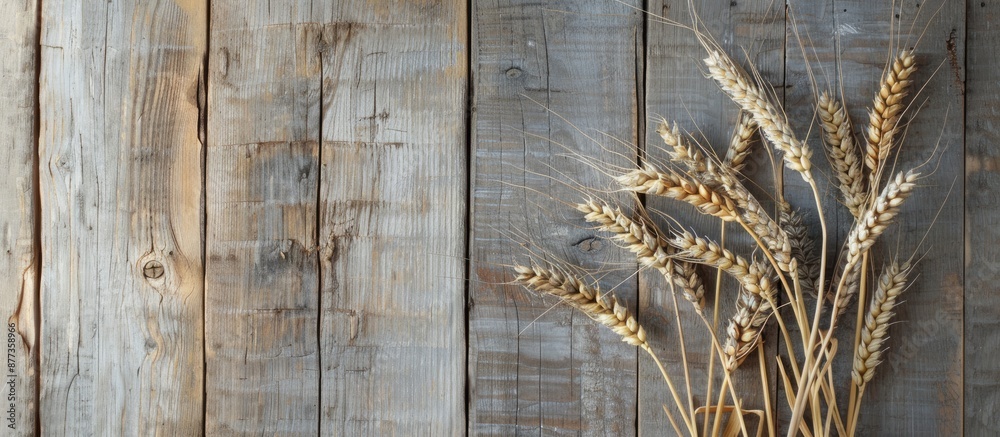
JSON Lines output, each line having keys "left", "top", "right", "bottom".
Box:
{"left": 468, "top": 1, "right": 643, "bottom": 435}
{"left": 784, "top": 1, "right": 965, "bottom": 434}
{"left": 205, "top": 2, "right": 321, "bottom": 434}
{"left": 779, "top": 1, "right": 843, "bottom": 433}
{"left": 314, "top": 2, "right": 467, "bottom": 435}
{"left": 641, "top": 1, "right": 784, "bottom": 434}
{"left": 965, "top": 0, "right": 998, "bottom": 434}
{"left": 38, "top": 0, "right": 206, "bottom": 434}
{"left": 0, "top": 1, "right": 38, "bottom": 435}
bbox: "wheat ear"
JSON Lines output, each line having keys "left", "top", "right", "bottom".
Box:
{"left": 617, "top": 164, "right": 739, "bottom": 222}
{"left": 865, "top": 50, "right": 916, "bottom": 175}
{"left": 846, "top": 170, "right": 919, "bottom": 263}
{"left": 670, "top": 230, "right": 776, "bottom": 369}
{"left": 704, "top": 50, "right": 813, "bottom": 182}
{"left": 577, "top": 200, "right": 706, "bottom": 311}
{"left": 658, "top": 121, "right": 707, "bottom": 173}
{"left": 725, "top": 113, "right": 757, "bottom": 174}
{"left": 832, "top": 261, "right": 863, "bottom": 318}
{"left": 514, "top": 263, "right": 647, "bottom": 346}
{"left": 852, "top": 261, "right": 911, "bottom": 386}
{"left": 779, "top": 205, "right": 820, "bottom": 297}
{"left": 818, "top": 92, "right": 867, "bottom": 217}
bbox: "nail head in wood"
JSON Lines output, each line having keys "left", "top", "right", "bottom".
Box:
{"left": 143, "top": 260, "right": 164, "bottom": 279}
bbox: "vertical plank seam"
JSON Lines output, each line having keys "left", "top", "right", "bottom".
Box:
{"left": 778, "top": 1, "right": 790, "bottom": 431}
{"left": 961, "top": 0, "right": 968, "bottom": 433}
{"left": 201, "top": 0, "right": 211, "bottom": 434}
{"left": 316, "top": 22, "right": 324, "bottom": 436}
{"left": 464, "top": 0, "right": 474, "bottom": 433}
{"left": 31, "top": 0, "right": 43, "bottom": 433}
{"left": 636, "top": 1, "right": 648, "bottom": 435}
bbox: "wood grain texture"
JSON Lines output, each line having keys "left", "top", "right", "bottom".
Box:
{"left": 785, "top": 1, "right": 965, "bottom": 434}
{"left": 965, "top": 0, "right": 998, "bottom": 434}
{"left": 315, "top": 2, "right": 467, "bottom": 434}
{"left": 641, "top": 1, "right": 783, "bottom": 434}
{"left": 0, "top": 1, "right": 38, "bottom": 435}
{"left": 205, "top": 2, "right": 321, "bottom": 434}
{"left": 779, "top": 1, "right": 846, "bottom": 433}
{"left": 468, "top": 1, "right": 643, "bottom": 435}
{"left": 38, "top": 0, "right": 206, "bottom": 434}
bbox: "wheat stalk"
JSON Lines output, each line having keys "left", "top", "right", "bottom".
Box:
{"left": 818, "top": 92, "right": 867, "bottom": 218}
{"left": 865, "top": 50, "right": 916, "bottom": 176}
{"left": 852, "top": 261, "right": 911, "bottom": 386}
{"left": 577, "top": 200, "right": 706, "bottom": 311}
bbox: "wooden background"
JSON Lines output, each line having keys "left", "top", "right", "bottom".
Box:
{"left": 0, "top": 0, "right": 994, "bottom": 435}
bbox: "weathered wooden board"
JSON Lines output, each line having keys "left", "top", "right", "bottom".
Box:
{"left": 784, "top": 0, "right": 965, "bottom": 435}
{"left": 0, "top": 1, "right": 38, "bottom": 435}
{"left": 641, "top": 1, "right": 784, "bottom": 434}
{"left": 205, "top": 2, "right": 320, "bottom": 434}
{"left": 468, "top": 1, "right": 643, "bottom": 435}
{"left": 965, "top": 0, "right": 998, "bottom": 434}
{"left": 314, "top": 1, "right": 467, "bottom": 434}
{"left": 38, "top": 0, "right": 206, "bottom": 434}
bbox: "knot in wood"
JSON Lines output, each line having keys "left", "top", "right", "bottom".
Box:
{"left": 143, "top": 260, "right": 165, "bottom": 279}
{"left": 505, "top": 67, "right": 522, "bottom": 78}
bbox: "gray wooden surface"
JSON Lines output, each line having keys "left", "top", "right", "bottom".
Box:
{"left": 0, "top": 0, "right": 993, "bottom": 435}
{"left": 469, "top": 2, "right": 642, "bottom": 435}
{"left": 38, "top": 0, "right": 205, "bottom": 434}
{"left": 0, "top": 1, "right": 38, "bottom": 435}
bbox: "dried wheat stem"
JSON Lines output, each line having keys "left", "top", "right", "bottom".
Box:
{"left": 846, "top": 170, "right": 919, "bottom": 264}
{"left": 513, "top": 263, "right": 647, "bottom": 346}
{"left": 704, "top": 50, "right": 813, "bottom": 181}
{"left": 658, "top": 121, "right": 707, "bottom": 173}
{"left": 865, "top": 50, "right": 916, "bottom": 176}
{"left": 818, "top": 92, "right": 867, "bottom": 217}
{"left": 617, "top": 164, "right": 739, "bottom": 222}
{"left": 852, "top": 261, "right": 912, "bottom": 387}
{"left": 725, "top": 113, "right": 757, "bottom": 174}
{"left": 577, "top": 200, "right": 706, "bottom": 311}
